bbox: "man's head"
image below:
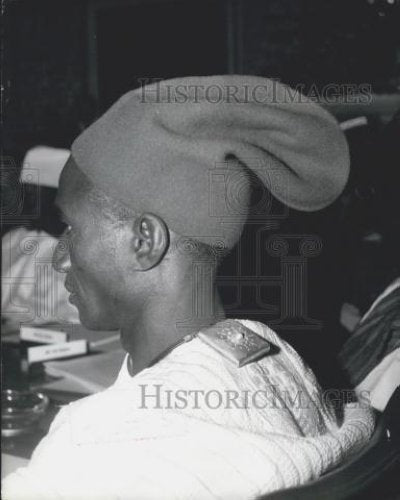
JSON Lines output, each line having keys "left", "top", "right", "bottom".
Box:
{"left": 53, "top": 75, "right": 350, "bottom": 347}
{"left": 53, "top": 157, "right": 219, "bottom": 332}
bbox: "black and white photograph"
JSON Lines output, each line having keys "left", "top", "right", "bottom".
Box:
{"left": 1, "top": 0, "right": 400, "bottom": 498}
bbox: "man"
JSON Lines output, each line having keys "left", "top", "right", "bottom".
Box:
{"left": 339, "top": 276, "right": 400, "bottom": 411}
{"left": 3, "top": 76, "right": 374, "bottom": 499}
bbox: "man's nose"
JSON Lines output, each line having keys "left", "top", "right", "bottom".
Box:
{"left": 52, "top": 236, "right": 71, "bottom": 273}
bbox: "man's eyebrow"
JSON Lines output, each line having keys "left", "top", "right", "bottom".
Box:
{"left": 54, "top": 201, "right": 69, "bottom": 222}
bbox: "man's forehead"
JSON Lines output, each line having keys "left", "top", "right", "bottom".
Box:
{"left": 56, "top": 156, "right": 92, "bottom": 212}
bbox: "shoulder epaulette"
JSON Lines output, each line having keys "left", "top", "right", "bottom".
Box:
{"left": 197, "top": 319, "right": 272, "bottom": 367}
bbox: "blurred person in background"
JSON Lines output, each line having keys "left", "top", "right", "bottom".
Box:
{"left": 2, "top": 146, "right": 79, "bottom": 332}
{"left": 2, "top": 94, "right": 98, "bottom": 332}
{"left": 339, "top": 108, "right": 400, "bottom": 412}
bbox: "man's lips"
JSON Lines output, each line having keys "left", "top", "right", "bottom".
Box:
{"left": 68, "top": 293, "right": 77, "bottom": 305}
{"left": 66, "top": 283, "right": 78, "bottom": 305}
{"left": 65, "top": 277, "right": 76, "bottom": 296}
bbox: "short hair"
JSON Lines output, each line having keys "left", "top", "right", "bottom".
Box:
{"left": 87, "top": 183, "right": 225, "bottom": 265}
{"left": 87, "top": 183, "right": 137, "bottom": 224}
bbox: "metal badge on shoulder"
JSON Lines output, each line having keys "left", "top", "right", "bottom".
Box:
{"left": 197, "top": 319, "right": 273, "bottom": 367}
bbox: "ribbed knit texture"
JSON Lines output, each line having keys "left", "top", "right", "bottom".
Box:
{"left": 3, "top": 320, "right": 374, "bottom": 499}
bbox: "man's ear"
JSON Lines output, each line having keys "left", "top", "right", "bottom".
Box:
{"left": 131, "top": 213, "right": 169, "bottom": 270}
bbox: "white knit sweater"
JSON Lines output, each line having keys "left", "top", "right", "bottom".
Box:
{"left": 3, "top": 320, "right": 375, "bottom": 499}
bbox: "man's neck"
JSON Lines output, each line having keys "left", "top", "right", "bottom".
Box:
{"left": 121, "top": 262, "right": 225, "bottom": 376}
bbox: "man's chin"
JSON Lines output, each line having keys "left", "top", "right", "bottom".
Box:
{"left": 79, "top": 318, "right": 102, "bottom": 330}
{"left": 78, "top": 309, "right": 119, "bottom": 331}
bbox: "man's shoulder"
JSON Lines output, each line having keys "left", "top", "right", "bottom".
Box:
{"left": 45, "top": 382, "right": 146, "bottom": 448}
{"left": 50, "top": 390, "right": 110, "bottom": 427}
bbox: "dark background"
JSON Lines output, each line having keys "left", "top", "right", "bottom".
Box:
{"left": 2, "top": 0, "right": 400, "bottom": 385}
{"left": 3, "top": 0, "right": 400, "bottom": 150}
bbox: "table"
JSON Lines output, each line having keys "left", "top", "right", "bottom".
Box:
{"left": 2, "top": 454, "right": 29, "bottom": 479}
{"left": 1, "top": 342, "right": 89, "bottom": 460}
{"left": 1, "top": 324, "right": 124, "bottom": 466}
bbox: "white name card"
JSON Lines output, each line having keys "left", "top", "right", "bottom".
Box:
{"left": 27, "top": 340, "right": 88, "bottom": 364}
{"left": 20, "top": 326, "right": 69, "bottom": 344}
